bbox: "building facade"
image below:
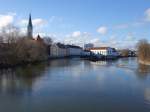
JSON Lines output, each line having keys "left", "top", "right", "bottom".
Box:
{"left": 50, "top": 43, "right": 83, "bottom": 58}
{"left": 90, "top": 47, "right": 119, "bottom": 57}
{"left": 50, "top": 43, "right": 68, "bottom": 58}
{"left": 66, "top": 45, "right": 83, "bottom": 56}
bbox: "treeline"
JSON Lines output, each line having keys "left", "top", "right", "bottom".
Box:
{"left": 137, "top": 39, "right": 150, "bottom": 62}
{"left": 0, "top": 25, "right": 52, "bottom": 67}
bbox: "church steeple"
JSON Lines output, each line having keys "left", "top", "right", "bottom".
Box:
{"left": 27, "top": 14, "right": 33, "bottom": 38}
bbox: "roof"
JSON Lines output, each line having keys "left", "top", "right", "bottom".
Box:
{"left": 89, "top": 47, "right": 110, "bottom": 50}
{"left": 56, "top": 43, "right": 67, "bottom": 49}
{"left": 51, "top": 43, "right": 82, "bottom": 49}
{"left": 66, "top": 45, "right": 82, "bottom": 49}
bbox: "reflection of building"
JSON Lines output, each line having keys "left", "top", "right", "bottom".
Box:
{"left": 91, "top": 61, "right": 107, "bottom": 66}
{"left": 27, "top": 14, "right": 33, "bottom": 38}
{"left": 89, "top": 47, "right": 119, "bottom": 57}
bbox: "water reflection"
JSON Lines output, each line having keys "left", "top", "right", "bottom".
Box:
{"left": 0, "top": 58, "right": 149, "bottom": 112}
{"left": 48, "top": 59, "right": 81, "bottom": 68}
{"left": 0, "top": 63, "right": 47, "bottom": 96}
{"left": 136, "top": 64, "right": 150, "bottom": 79}
{"left": 138, "top": 64, "right": 150, "bottom": 74}
{"left": 144, "top": 88, "right": 150, "bottom": 104}
{"left": 90, "top": 58, "right": 150, "bottom": 80}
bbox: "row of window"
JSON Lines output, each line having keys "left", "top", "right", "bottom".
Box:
{"left": 93, "top": 50, "right": 113, "bottom": 55}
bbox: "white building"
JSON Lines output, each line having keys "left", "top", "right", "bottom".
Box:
{"left": 50, "top": 43, "right": 83, "bottom": 58}
{"left": 50, "top": 43, "right": 68, "bottom": 58}
{"left": 66, "top": 45, "right": 83, "bottom": 56}
{"left": 89, "top": 47, "right": 119, "bottom": 57}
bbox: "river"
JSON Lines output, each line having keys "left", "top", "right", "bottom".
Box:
{"left": 0, "top": 57, "right": 150, "bottom": 112}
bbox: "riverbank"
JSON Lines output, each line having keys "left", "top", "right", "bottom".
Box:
{"left": 139, "top": 59, "right": 150, "bottom": 66}
{"left": 0, "top": 59, "right": 48, "bottom": 69}
{"left": 0, "top": 55, "right": 137, "bottom": 69}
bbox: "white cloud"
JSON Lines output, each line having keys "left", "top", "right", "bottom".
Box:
{"left": 63, "top": 31, "right": 101, "bottom": 47}
{"left": 20, "top": 18, "right": 46, "bottom": 27}
{"left": 0, "top": 14, "right": 14, "bottom": 28}
{"left": 33, "top": 18, "right": 46, "bottom": 26}
{"left": 20, "top": 27, "right": 26, "bottom": 35}
{"left": 115, "top": 24, "right": 129, "bottom": 29}
{"left": 62, "top": 31, "right": 137, "bottom": 49}
{"left": 145, "top": 8, "right": 150, "bottom": 22}
{"left": 97, "top": 26, "right": 108, "bottom": 35}
{"left": 105, "top": 33, "right": 138, "bottom": 49}
{"left": 49, "top": 16, "right": 63, "bottom": 23}
{"left": 72, "top": 31, "right": 81, "bottom": 37}
{"left": 19, "top": 18, "right": 47, "bottom": 36}
{"left": 113, "top": 8, "right": 150, "bottom": 30}
{"left": 125, "top": 33, "right": 136, "bottom": 41}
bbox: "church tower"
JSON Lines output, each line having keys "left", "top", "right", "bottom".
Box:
{"left": 27, "top": 14, "right": 33, "bottom": 38}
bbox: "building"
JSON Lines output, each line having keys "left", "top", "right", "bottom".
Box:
{"left": 27, "top": 14, "right": 33, "bottom": 38}
{"left": 36, "top": 34, "right": 44, "bottom": 43}
{"left": 50, "top": 43, "right": 68, "bottom": 58}
{"left": 118, "top": 49, "right": 137, "bottom": 57}
{"left": 89, "top": 47, "right": 119, "bottom": 57}
{"left": 81, "top": 50, "right": 91, "bottom": 56}
{"left": 66, "top": 45, "right": 83, "bottom": 56}
{"left": 50, "top": 43, "right": 83, "bottom": 58}
{"left": 84, "top": 43, "right": 94, "bottom": 50}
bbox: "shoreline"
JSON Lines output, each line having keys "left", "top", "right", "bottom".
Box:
{"left": 0, "top": 56, "right": 137, "bottom": 69}
{"left": 139, "top": 59, "right": 150, "bottom": 66}
{"left": 0, "top": 60, "right": 48, "bottom": 69}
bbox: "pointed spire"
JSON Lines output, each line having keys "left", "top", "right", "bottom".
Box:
{"left": 27, "top": 13, "right": 33, "bottom": 38}
{"left": 29, "top": 13, "right": 32, "bottom": 27}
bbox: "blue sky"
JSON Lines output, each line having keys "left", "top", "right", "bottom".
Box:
{"left": 0, "top": 0, "right": 150, "bottom": 48}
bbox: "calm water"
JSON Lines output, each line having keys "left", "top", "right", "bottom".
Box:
{"left": 0, "top": 58, "right": 150, "bottom": 112}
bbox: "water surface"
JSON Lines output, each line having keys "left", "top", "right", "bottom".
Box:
{"left": 0, "top": 58, "right": 150, "bottom": 112}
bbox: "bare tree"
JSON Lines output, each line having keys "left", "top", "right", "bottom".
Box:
{"left": 120, "top": 49, "right": 130, "bottom": 57}
{"left": 0, "top": 25, "right": 48, "bottom": 66}
{"left": 1, "top": 24, "right": 20, "bottom": 44}
{"left": 137, "top": 39, "right": 150, "bottom": 62}
{"left": 43, "top": 36, "right": 53, "bottom": 45}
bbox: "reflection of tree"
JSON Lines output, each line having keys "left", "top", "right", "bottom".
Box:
{"left": 144, "top": 88, "right": 150, "bottom": 103}
{"left": 0, "top": 63, "right": 47, "bottom": 96}
{"left": 136, "top": 64, "right": 150, "bottom": 79}
{"left": 48, "top": 59, "right": 80, "bottom": 68}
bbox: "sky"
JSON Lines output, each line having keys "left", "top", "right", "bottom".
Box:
{"left": 0, "top": 0, "right": 150, "bottom": 49}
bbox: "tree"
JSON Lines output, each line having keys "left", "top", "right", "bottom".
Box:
{"left": 0, "top": 24, "right": 48, "bottom": 66}
{"left": 120, "top": 49, "right": 130, "bottom": 57}
{"left": 137, "top": 39, "right": 150, "bottom": 61}
{"left": 43, "top": 36, "right": 53, "bottom": 46}
{"left": 1, "top": 24, "right": 20, "bottom": 44}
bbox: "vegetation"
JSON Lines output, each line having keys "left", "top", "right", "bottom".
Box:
{"left": 120, "top": 49, "right": 130, "bottom": 57}
{"left": 0, "top": 25, "right": 51, "bottom": 67}
{"left": 137, "top": 39, "right": 150, "bottom": 64}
